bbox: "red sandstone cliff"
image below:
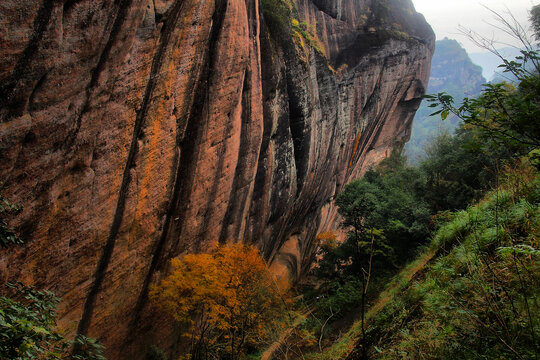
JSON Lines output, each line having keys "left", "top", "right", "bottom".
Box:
{"left": 0, "top": 0, "right": 433, "bottom": 357}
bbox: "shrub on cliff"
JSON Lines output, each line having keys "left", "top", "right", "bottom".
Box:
{"left": 0, "top": 191, "right": 22, "bottom": 247}
{"left": 0, "top": 283, "right": 105, "bottom": 360}
{"left": 291, "top": 19, "right": 325, "bottom": 56}
{"left": 261, "top": 0, "right": 292, "bottom": 38}
{"left": 150, "top": 243, "right": 290, "bottom": 360}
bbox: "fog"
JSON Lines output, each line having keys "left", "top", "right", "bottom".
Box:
{"left": 412, "top": 0, "right": 537, "bottom": 53}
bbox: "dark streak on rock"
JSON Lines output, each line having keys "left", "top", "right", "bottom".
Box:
{"left": 64, "top": 0, "right": 133, "bottom": 148}
{"left": 75, "top": 0, "right": 183, "bottom": 339}
{"left": 251, "top": 26, "right": 283, "bottom": 258}
{"left": 0, "top": 0, "right": 58, "bottom": 120}
{"left": 27, "top": 71, "right": 49, "bottom": 113}
{"left": 125, "top": 0, "right": 228, "bottom": 344}
{"left": 346, "top": 59, "right": 387, "bottom": 177}
{"left": 219, "top": 68, "right": 250, "bottom": 244}
{"left": 164, "top": 0, "right": 228, "bottom": 256}
{"left": 286, "top": 66, "right": 310, "bottom": 195}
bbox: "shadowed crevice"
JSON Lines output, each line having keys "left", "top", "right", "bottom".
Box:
{"left": 63, "top": 0, "right": 85, "bottom": 16}
{"left": 286, "top": 74, "right": 309, "bottom": 195}
{"left": 218, "top": 68, "right": 251, "bottom": 244}
{"left": 75, "top": 0, "right": 186, "bottom": 339}
{"left": 27, "top": 71, "right": 50, "bottom": 113}
{"left": 64, "top": 0, "right": 134, "bottom": 148}
{"left": 125, "top": 0, "right": 229, "bottom": 344}
{"left": 0, "top": 0, "right": 58, "bottom": 120}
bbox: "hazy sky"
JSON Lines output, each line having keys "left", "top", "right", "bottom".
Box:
{"left": 412, "top": 0, "right": 537, "bottom": 53}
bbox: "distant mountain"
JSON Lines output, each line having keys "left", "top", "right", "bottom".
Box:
{"left": 405, "top": 38, "right": 486, "bottom": 163}
{"left": 470, "top": 47, "right": 523, "bottom": 81}
{"left": 428, "top": 38, "right": 485, "bottom": 95}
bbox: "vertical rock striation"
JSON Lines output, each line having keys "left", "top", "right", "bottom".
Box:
{"left": 0, "top": 0, "right": 433, "bottom": 357}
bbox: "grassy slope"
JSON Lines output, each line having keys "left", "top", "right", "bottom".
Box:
{"left": 308, "top": 164, "right": 539, "bottom": 360}
{"left": 303, "top": 249, "right": 436, "bottom": 360}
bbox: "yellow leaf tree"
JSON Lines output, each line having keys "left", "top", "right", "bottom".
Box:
{"left": 150, "top": 243, "right": 288, "bottom": 360}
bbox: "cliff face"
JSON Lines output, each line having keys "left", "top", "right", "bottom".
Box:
{"left": 0, "top": 0, "right": 433, "bottom": 357}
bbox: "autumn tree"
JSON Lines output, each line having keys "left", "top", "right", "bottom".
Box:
{"left": 150, "top": 243, "right": 289, "bottom": 360}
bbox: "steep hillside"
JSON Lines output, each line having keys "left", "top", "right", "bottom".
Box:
{"left": 405, "top": 38, "right": 485, "bottom": 162}
{"left": 347, "top": 163, "right": 539, "bottom": 359}
{"left": 302, "top": 162, "right": 539, "bottom": 360}
{"left": 0, "top": 0, "right": 433, "bottom": 357}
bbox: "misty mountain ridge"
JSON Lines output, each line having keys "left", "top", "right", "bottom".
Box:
{"left": 405, "top": 38, "right": 485, "bottom": 163}
{"left": 470, "top": 46, "right": 525, "bottom": 81}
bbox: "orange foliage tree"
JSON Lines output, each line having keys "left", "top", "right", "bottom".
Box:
{"left": 150, "top": 243, "right": 288, "bottom": 360}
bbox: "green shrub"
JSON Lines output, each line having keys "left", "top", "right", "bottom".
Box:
{"left": 291, "top": 19, "right": 325, "bottom": 55}
{"left": 144, "top": 346, "right": 166, "bottom": 360}
{"left": 0, "top": 283, "right": 106, "bottom": 360}
{"left": 261, "top": 0, "right": 292, "bottom": 38}
{"left": 0, "top": 192, "right": 22, "bottom": 247}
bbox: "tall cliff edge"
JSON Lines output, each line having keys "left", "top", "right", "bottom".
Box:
{"left": 0, "top": 0, "right": 433, "bottom": 357}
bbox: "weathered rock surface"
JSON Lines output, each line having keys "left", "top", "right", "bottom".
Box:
{"left": 0, "top": 0, "right": 433, "bottom": 357}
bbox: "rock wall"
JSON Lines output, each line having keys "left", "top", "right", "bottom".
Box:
{"left": 0, "top": 0, "right": 433, "bottom": 357}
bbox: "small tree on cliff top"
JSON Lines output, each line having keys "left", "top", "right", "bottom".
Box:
{"left": 150, "top": 243, "right": 289, "bottom": 360}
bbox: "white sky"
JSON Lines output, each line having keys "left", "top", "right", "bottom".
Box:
{"left": 412, "top": 0, "right": 538, "bottom": 53}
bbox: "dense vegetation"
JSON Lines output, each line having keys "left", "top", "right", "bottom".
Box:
{"left": 292, "top": 7, "right": 540, "bottom": 360}
{"left": 366, "top": 160, "right": 539, "bottom": 359}
{"left": 294, "top": 135, "right": 511, "bottom": 357}
{"left": 0, "top": 283, "right": 105, "bottom": 360}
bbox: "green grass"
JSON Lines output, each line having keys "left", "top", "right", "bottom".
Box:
{"left": 306, "top": 166, "right": 539, "bottom": 359}
{"left": 367, "top": 172, "right": 539, "bottom": 359}
{"left": 305, "top": 248, "right": 436, "bottom": 360}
